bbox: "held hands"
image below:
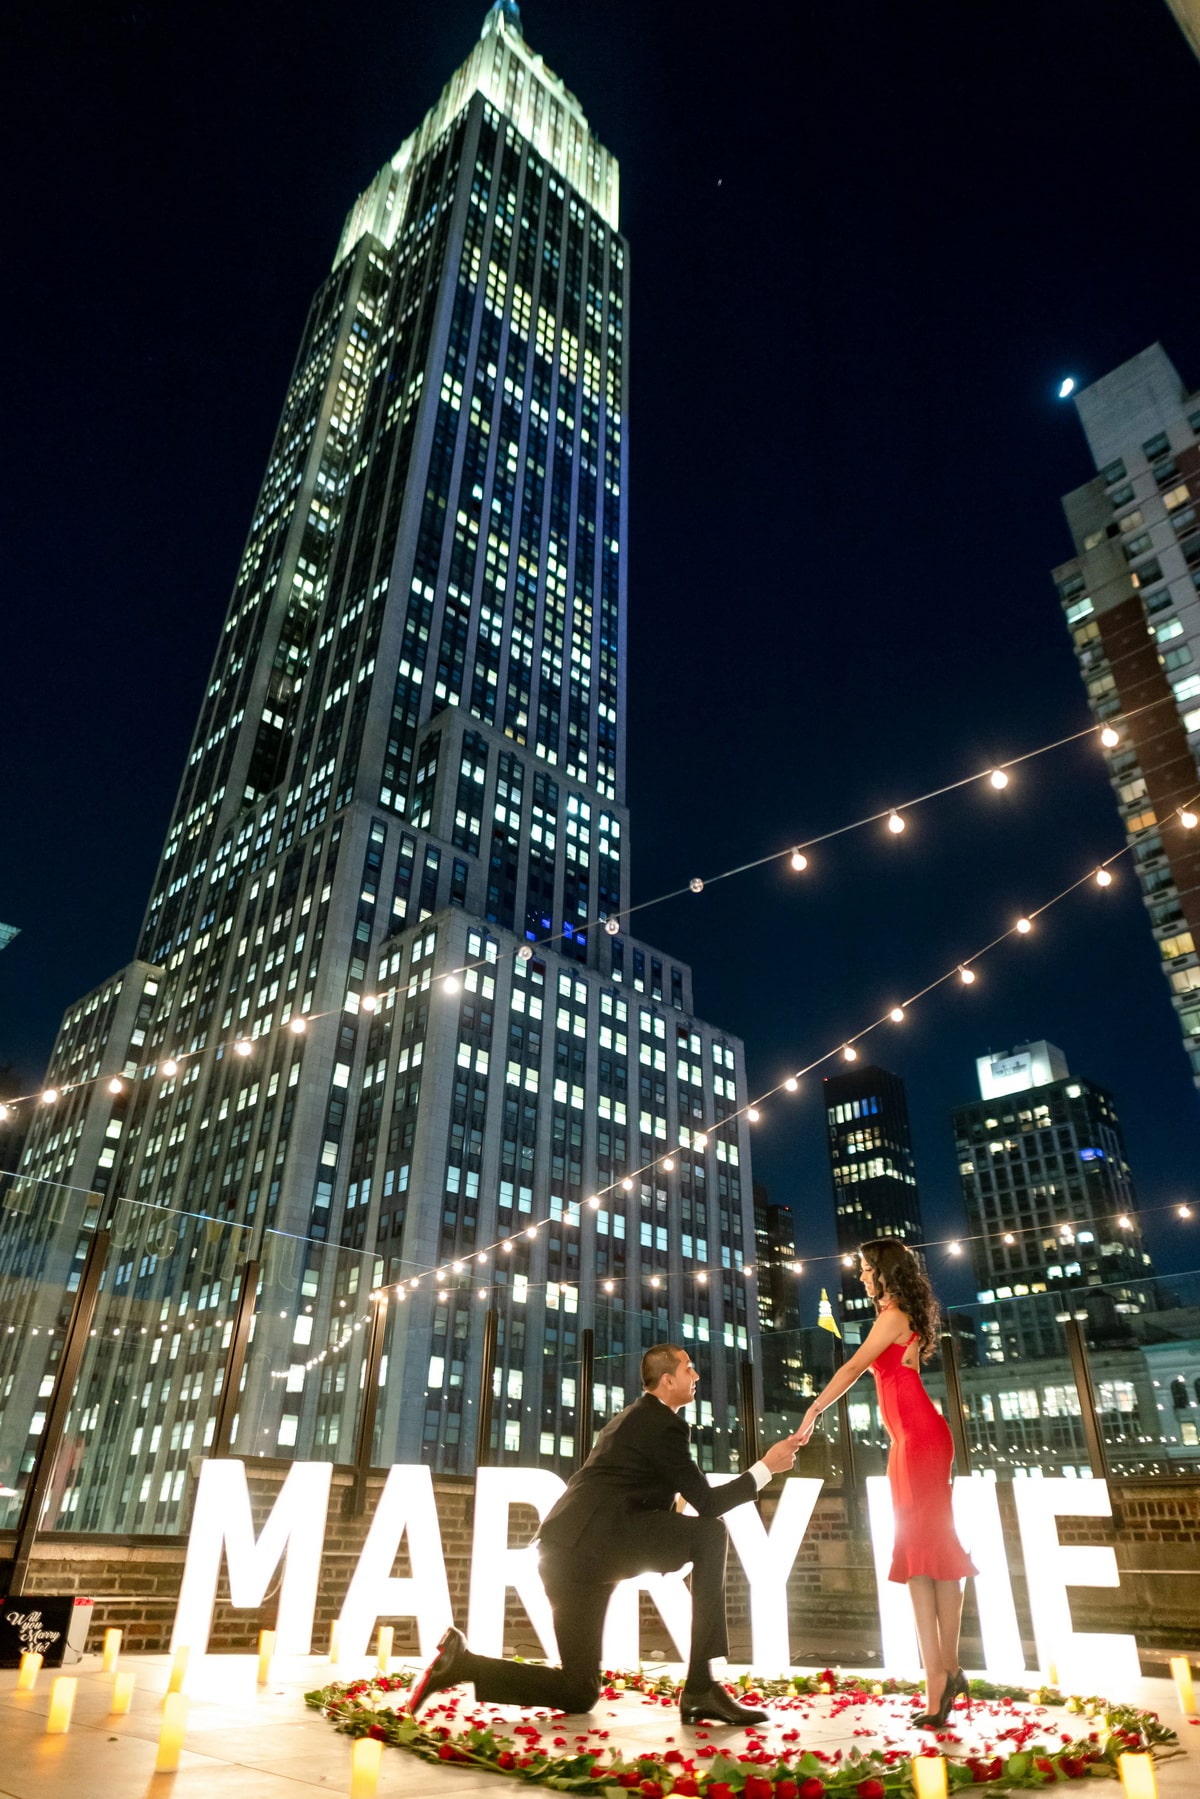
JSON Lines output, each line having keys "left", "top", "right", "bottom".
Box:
{"left": 795, "top": 1403, "right": 822, "bottom": 1447}
{"left": 761, "top": 1427, "right": 806, "bottom": 1475}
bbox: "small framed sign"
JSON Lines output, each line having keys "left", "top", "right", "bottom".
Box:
{"left": 0, "top": 1596, "right": 93, "bottom": 1667}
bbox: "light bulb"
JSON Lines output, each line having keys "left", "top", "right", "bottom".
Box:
{"left": 744, "top": 1264, "right": 756, "bottom": 1278}
{"left": 290, "top": 1017, "right": 307, "bottom": 1033}
{"left": 747, "top": 1106, "right": 760, "bottom": 1122}
{"left": 695, "top": 1132, "right": 707, "bottom": 1148}
{"left": 1180, "top": 1204, "right": 1194, "bottom": 1219}
{"left": 662, "top": 1157, "right": 675, "bottom": 1172}
{"left": 1181, "top": 809, "right": 1198, "bottom": 830}
{"left": 162, "top": 1059, "right": 178, "bottom": 1077}
{"left": 842, "top": 1044, "right": 857, "bottom": 1061}
{"left": 1095, "top": 868, "right": 1113, "bottom": 887}
{"left": 1003, "top": 1232, "right": 1015, "bottom": 1245}
{"left": 649, "top": 1276, "right": 660, "bottom": 1289}
{"left": 790, "top": 849, "right": 808, "bottom": 872}
{"left": 1100, "top": 725, "right": 1120, "bottom": 748}
{"left": 790, "top": 1261, "right": 803, "bottom": 1275}
{"left": 107, "top": 1077, "right": 123, "bottom": 1095}
{"left": 526, "top": 1225, "right": 537, "bottom": 1239}
{"left": 621, "top": 1177, "right": 633, "bottom": 1191}
{"left": 604, "top": 916, "right": 620, "bottom": 935}
{"left": 889, "top": 1006, "right": 905, "bottom": 1023}
{"left": 587, "top": 1195, "right": 600, "bottom": 1208}
{"left": 689, "top": 877, "right": 704, "bottom": 893}
{"left": 1016, "top": 917, "right": 1032, "bottom": 934}
{"left": 696, "top": 1271, "right": 707, "bottom": 1284}
{"left": 603, "top": 1280, "right": 614, "bottom": 1293}
{"left": 989, "top": 769, "right": 1009, "bottom": 789}
{"left": 784, "top": 1076, "right": 798, "bottom": 1092}
{"left": 842, "top": 1255, "right": 854, "bottom": 1267}
{"left": 477, "top": 1252, "right": 488, "bottom": 1263}
{"left": 452, "top": 1260, "right": 464, "bottom": 1273}
{"left": 41, "top": 1088, "right": 58, "bottom": 1105}
{"left": 948, "top": 1241, "right": 961, "bottom": 1255}
{"left": 517, "top": 944, "right": 533, "bottom": 961}
{"left": 887, "top": 810, "right": 905, "bottom": 834}
{"left": 503, "top": 1241, "right": 513, "bottom": 1253}
{"left": 235, "top": 1040, "right": 252, "bottom": 1056}
{"left": 409, "top": 1277, "right": 419, "bottom": 1288}
{"left": 477, "top": 1287, "right": 488, "bottom": 1298}
{"left": 959, "top": 966, "right": 975, "bottom": 985}
{"left": 1118, "top": 1215, "right": 1131, "bottom": 1229}
{"left": 361, "top": 994, "right": 378, "bottom": 1012}
{"left": 443, "top": 975, "right": 460, "bottom": 994}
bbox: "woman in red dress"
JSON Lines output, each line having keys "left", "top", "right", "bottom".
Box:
{"left": 797, "top": 1238, "right": 976, "bottom": 1727}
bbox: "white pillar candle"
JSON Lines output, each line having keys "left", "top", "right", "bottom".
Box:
{"left": 376, "top": 1625, "right": 393, "bottom": 1674}
{"left": 910, "top": 1753, "right": 949, "bottom": 1799}
{"left": 1169, "top": 1655, "right": 1196, "bottom": 1716}
{"left": 156, "top": 1693, "right": 189, "bottom": 1773}
{"left": 257, "top": 1629, "right": 275, "bottom": 1687}
{"left": 101, "top": 1627, "right": 122, "bottom": 1672}
{"left": 46, "top": 1676, "right": 76, "bottom": 1734}
{"left": 1117, "top": 1751, "right": 1158, "bottom": 1799}
{"left": 16, "top": 1651, "right": 42, "bottom": 1691}
{"left": 167, "top": 1643, "right": 190, "bottom": 1695}
{"left": 111, "top": 1671, "right": 136, "bottom": 1714}
{"left": 350, "top": 1736, "right": 382, "bottom": 1798}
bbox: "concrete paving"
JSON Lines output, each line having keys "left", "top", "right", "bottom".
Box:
{"left": 0, "top": 1654, "right": 1195, "bottom": 1797}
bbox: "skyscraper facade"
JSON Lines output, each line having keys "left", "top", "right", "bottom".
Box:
{"left": 822, "top": 1064, "right": 923, "bottom": 1336}
{"left": 4, "top": 3, "right": 756, "bottom": 1524}
{"left": 952, "top": 1041, "right": 1153, "bottom": 1361}
{"left": 1055, "top": 345, "right": 1200, "bottom": 1086}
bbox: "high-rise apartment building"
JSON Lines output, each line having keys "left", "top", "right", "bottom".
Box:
{"left": 1055, "top": 345, "right": 1200, "bottom": 1085}
{"left": 822, "top": 1064, "right": 923, "bottom": 1335}
{"left": 952, "top": 1041, "right": 1152, "bottom": 1361}
{"left": 2, "top": 3, "right": 756, "bottom": 1525}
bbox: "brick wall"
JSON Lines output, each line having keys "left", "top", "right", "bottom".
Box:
{"left": 3, "top": 1465, "right": 1197, "bottom": 1658}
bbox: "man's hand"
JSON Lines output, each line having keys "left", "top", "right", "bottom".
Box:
{"left": 760, "top": 1429, "right": 804, "bottom": 1475}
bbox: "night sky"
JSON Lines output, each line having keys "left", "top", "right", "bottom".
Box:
{"left": 5, "top": 0, "right": 1200, "bottom": 1298}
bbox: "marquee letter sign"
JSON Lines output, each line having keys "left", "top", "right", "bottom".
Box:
{"left": 171, "top": 1461, "right": 1140, "bottom": 1678}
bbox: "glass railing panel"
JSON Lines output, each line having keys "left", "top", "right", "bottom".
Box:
{"left": 47, "top": 1195, "right": 253, "bottom": 1534}
{"left": 1063, "top": 1269, "right": 1200, "bottom": 1477}
{"left": 0, "top": 1175, "right": 103, "bottom": 1533}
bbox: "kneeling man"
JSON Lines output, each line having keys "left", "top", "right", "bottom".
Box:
{"left": 410, "top": 1342, "right": 802, "bottom": 1726}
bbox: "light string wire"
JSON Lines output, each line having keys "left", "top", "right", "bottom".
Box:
{"left": 0, "top": 703, "right": 1179, "bottom": 1121}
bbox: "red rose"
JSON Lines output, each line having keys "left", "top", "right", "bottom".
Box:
{"left": 366, "top": 1724, "right": 387, "bottom": 1741}
{"left": 1059, "top": 1757, "right": 1086, "bottom": 1779}
{"left": 744, "top": 1778, "right": 773, "bottom": 1799}
{"left": 707, "top": 1786, "right": 737, "bottom": 1799}
{"left": 799, "top": 1781, "right": 826, "bottom": 1799}
{"left": 856, "top": 1782, "right": 886, "bottom": 1799}
{"left": 640, "top": 1784, "right": 664, "bottom": 1798}
{"left": 437, "top": 1743, "right": 462, "bottom": 1761}
{"left": 775, "top": 1783, "right": 799, "bottom": 1799}
{"left": 617, "top": 1776, "right": 641, "bottom": 1790}
{"left": 672, "top": 1782, "right": 700, "bottom": 1797}
{"left": 1035, "top": 1758, "right": 1057, "bottom": 1781}
{"left": 497, "top": 1751, "right": 516, "bottom": 1768}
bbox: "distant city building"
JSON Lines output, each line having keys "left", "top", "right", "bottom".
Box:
{"left": 1054, "top": 345, "right": 1200, "bottom": 1086}
{"left": 952, "top": 1041, "right": 1153, "bottom": 1361}
{"left": 752, "top": 1183, "right": 802, "bottom": 1335}
{"left": 0, "top": 924, "right": 18, "bottom": 953}
{"left": 823, "top": 1063, "right": 924, "bottom": 1336}
{"left": 0, "top": 2, "right": 758, "bottom": 1530}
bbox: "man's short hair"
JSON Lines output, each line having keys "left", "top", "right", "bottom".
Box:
{"left": 641, "top": 1343, "right": 685, "bottom": 1389}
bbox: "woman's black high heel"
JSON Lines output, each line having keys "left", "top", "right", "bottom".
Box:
{"left": 913, "top": 1668, "right": 969, "bottom": 1730}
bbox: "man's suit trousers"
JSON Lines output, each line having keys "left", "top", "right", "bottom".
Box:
{"left": 466, "top": 1510, "right": 731, "bottom": 1713}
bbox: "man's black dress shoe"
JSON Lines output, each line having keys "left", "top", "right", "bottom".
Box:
{"left": 679, "top": 1682, "right": 768, "bottom": 1726}
{"left": 407, "top": 1625, "right": 473, "bottom": 1717}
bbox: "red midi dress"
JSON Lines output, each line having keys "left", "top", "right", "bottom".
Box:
{"left": 871, "top": 1334, "right": 978, "bottom": 1584}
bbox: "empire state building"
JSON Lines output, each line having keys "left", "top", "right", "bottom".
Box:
{"left": 7, "top": 3, "right": 756, "bottom": 1522}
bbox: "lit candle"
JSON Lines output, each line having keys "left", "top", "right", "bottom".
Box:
{"left": 910, "top": 1754, "right": 949, "bottom": 1799}
{"left": 102, "top": 1627, "right": 122, "bottom": 1672}
{"left": 350, "top": 1737, "right": 382, "bottom": 1799}
{"left": 1045, "top": 1657, "right": 1059, "bottom": 1687}
{"left": 329, "top": 1621, "right": 341, "bottom": 1664}
{"left": 16, "top": 1651, "right": 42, "bottom": 1690}
{"left": 1169, "top": 1655, "right": 1196, "bottom": 1716}
{"left": 376, "top": 1625, "right": 393, "bottom": 1674}
{"left": 1117, "top": 1751, "right": 1158, "bottom": 1799}
{"left": 46, "top": 1676, "right": 76, "bottom": 1735}
{"left": 111, "top": 1671, "right": 136, "bottom": 1714}
{"left": 168, "top": 1644, "right": 189, "bottom": 1694}
{"left": 156, "top": 1693, "right": 189, "bottom": 1773}
{"left": 257, "top": 1629, "right": 276, "bottom": 1687}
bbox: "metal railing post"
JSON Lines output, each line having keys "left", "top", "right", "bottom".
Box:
{"left": 475, "top": 1306, "right": 499, "bottom": 1471}
{"left": 939, "top": 1327, "right": 973, "bottom": 1476}
{"left": 10, "top": 1227, "right": 110, "bottom": 1593}
{"left": 348, "top": 1290, "right": 389, "bottom": 1517}
{"left": 831, "top": 1337, "right": 862, "bottom": 1525}
{"left": 575, "top": 1327, "right": 594, "bottom": 1467}
{"left": 211, "top": 1258, "right": 260, "bottom": 1458}
{"left": 738, "top": 1357, "right": 762, "bottom": 1471}
{"left": 1063, "top": 1313, "right": 1111, "bottom": 1482}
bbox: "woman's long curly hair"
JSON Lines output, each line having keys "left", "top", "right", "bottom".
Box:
{"left": 859, "top": 1238, "right": 941, "bottom": 1361}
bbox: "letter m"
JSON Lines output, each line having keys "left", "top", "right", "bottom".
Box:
{"left": 172, "top": 1460, "right": 332, "bottom": 1654}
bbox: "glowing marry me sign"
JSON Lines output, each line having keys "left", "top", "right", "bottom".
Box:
{"left": 172, "top": 1462, "right": 1139, "bottom": 1689}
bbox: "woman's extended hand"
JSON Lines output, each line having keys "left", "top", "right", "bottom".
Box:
{"left": 796, "top": 1402, "right": 822, "bottom": 1446}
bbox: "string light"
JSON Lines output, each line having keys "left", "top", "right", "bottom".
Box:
{"left": 162, "top": 1060, "right": 178, "bottom": 1077}
{"left": 688, "top": 877, "right": 704, "bottom": 894}
{"left": 360, "top": 994, "right": 378, "bottom": 1011}
{"left": 41, "top": 1089, "right": 58, "bottom": 1105}
{"left": 790, "top": 849, "right": 808, "bottom": 872}
{"left": 289, "top": 1017, "right": 307, "bottom": 1034}
{"left": 107, "top": 1077, "right": 123, "bottom": 1095}
{"left": 443, "top": 975, "right": 460, "bottom": 994}
{"left": 746, "top": 1106, "right": 760, "bottom": 1122}
{"left": 784, "top": 1076, "right": 798, "bottom": 1092}
{"left": 842, "top": 1045, "right": 857, "bottom": 1062}
{"left": 1181, "top": 809, "right": 1198, "bottom": 830}
{"left": 887, "top": 810, "right": 905, "bottom": 835}
{"left": 662, "top": 1157, "right": 675, "bottom": 1171}
{"left": 959, "top": 965, "right": 976, "bottom": 985}
{"left": 234, "top": 1040, "right": 252, "bottom": 1057}
{"left": 1016, "top": 917, "right": 1032, "bottom": 934}
{"left": 1095, "top": 867, "right": 1113, "bottom": 887}
{"left": 621, "top": 1177, "right": 633, "bottom": 1191}
{"left": 604, "top": 916, "right": 620, "bottom": 935}
{"left": 989, "top": 769, "right": 1009, "bottom": 789}
{"left": 1003, "top": 1232, "right": 1016, "bottom": 1245}
{"left": 889, "top": 1006, "right": 905, "bottom": 1023}
{"left": 948, "top": 1241, "right": 961, "bottom": 1255}
{"left": 1181, "top": 1204, "right": 1194, "bottom": 1220}
{"left": 790, "top": 1261, "right": 803, "bottom": 1275}
{"left": 1100, "top": 725, "right": 1120, "bottom": 748}
{"left": 1118, "top": 1215, "right": 1132, "bottom": 1229}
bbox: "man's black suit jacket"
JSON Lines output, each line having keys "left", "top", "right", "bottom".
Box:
{"left": 536, "top": 1392, "right": 758, "bottom": 1574}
